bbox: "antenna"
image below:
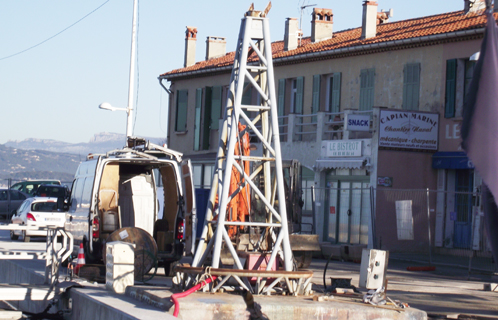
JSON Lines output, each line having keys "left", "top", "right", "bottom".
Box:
{"left": 299, "top": 3, "right": 316, "bottom": 46}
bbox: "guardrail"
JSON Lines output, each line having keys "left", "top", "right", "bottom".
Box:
{"left": 0, "top": 225, "right": 73, "bottom": 285}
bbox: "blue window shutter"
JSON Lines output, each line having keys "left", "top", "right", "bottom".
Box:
{"left": 175, "top": 90, "right": 188, "bottom": 131}
{"left": 312, "top": 75, "right": 321, "bottom": 122}
{"left": 194, "top": 88, "right": 202, "bottom": 151}
{"left": 210, "top": 86, "right": 222, "bottom": 130}
{"left": 445, "top": 59, "right": 457, "bottom": 118}
{"left": 278, "top": 79, "right": 285, "bottom": 125}
{"left": 295, "top": 76, "right": 304, "bottom": 114}
{"left": 331, "top": 72, "right": 341, "bottom": 113}
{"left": 403, "top": 63, "right": 420, "bottom": 110}
{"left": 202, "top": 87, "right": 212, "bottom": 150}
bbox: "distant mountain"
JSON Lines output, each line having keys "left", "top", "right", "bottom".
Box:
{"left": 5, "top": 132, "right": 166, "bottom": 155}
{"left": 0, "top": 144, "right": 80, "bottom": 184}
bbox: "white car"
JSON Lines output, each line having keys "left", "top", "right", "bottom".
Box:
{"left": 10, "top": 197, "right": 65, "bottom": 242}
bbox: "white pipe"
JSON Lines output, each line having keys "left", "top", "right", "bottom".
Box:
{"left": 126, "top": 0, "right": 138, "bottom": 138}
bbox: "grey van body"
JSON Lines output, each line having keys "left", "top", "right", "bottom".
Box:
{"left": 66, "top": 140, "right": 196, "bottom": 265}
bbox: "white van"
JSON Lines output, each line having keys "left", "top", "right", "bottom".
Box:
{"left": 66, "top": 139, "right": 196, "bottom": 268}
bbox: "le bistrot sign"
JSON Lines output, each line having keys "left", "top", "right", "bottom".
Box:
{"left": 379, "top": 110, "right": 439, "bottom": 151}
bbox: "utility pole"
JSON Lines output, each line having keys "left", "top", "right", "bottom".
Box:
{"left": 126, "top": 0, "right": 138, "bottom": 138}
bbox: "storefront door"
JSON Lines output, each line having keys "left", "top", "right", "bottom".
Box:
{"left": 454, "top": 169, "right": 474, "bottom": 248}
{"left": 326, "top": 180, "right": 370, "bottom": 244}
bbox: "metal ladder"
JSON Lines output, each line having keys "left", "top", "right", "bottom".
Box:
{"left": 182, "top": 5, "right": 312, "bottom": 296}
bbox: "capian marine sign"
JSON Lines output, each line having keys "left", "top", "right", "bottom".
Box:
{"left": 379, "top": 110, "right": 439, "bottom": 151}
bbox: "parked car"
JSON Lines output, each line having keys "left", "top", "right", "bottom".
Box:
{"left": 0, "top": 189, "right": 30, "bottom": 220}
{"left": 10, "top": 180, "right": 61, "bottom": 196}
{"left": 33, "top": 184, "right": 70, "bottom": 204}
{"left": 10, "top": 197, "right": 65, "bottom": 242}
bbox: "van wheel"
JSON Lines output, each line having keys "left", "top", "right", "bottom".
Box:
{"left": 22, "top": 231, "right": 30, "bottom": 243}
{"left": 10, "top": 230, "right": 18, "bottom": 241}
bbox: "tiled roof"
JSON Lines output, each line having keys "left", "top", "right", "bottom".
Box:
{"left": 161, "top": 10, "right": 494, "bottom": 78}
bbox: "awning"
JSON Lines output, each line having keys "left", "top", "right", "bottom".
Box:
{"left": 314, "top": 157, "right": 369, "bottom": 171}
{"left": 432, "top": 152, "right": 474, "bottom": 169}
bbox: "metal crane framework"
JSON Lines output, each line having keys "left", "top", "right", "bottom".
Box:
{"left": 176, "top": 5, "right": 313, "bottom": 296}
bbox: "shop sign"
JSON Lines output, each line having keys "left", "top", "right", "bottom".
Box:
{"left": 379, "top": 110, "right": 439, "bottom": 151}
{"left": 323, "top": 140, "right": 362, "bottom": 157}
{"left": 345, "top": 114, "right": 370, "bottom": 132}
{"left": 377, "top": 176, "right": 393, "bottom": 187}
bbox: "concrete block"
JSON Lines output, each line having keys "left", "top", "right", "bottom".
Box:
{"left": 320, "top": 243, "right": 341, "bottom": 259}
{"left": 483, "top": 283, "right": 498, "bottom": 292}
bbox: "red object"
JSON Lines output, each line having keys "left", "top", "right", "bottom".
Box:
{"left": 170, "top": 276, "right": 217, "bottom": 317}
{"left": 74, "top": 243, "right": 86, "bottom": 275}
{"left": 92, "top": 217, "right": 99, "bottom": 239}
{"left": 406, "top": 266, "right": 436, "bottom": 271}
{"left": 176, "top": 219, "right": 184, "bottom": 240}
{"left": 329, "top": 206, "right": 336, "bottom": 214}
{"left": 27, "top": 213, "right": 36, "bottom": 221}
{"left": 247, "top": 253, "right": 276, "bottom": 283}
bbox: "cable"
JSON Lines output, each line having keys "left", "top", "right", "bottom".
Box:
{"left": 0, "top": 0, "right": 111, "bottom": 61}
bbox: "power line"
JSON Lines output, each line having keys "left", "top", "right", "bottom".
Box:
{"left": 0, "top": 0, "right": 111, "bottom": 61}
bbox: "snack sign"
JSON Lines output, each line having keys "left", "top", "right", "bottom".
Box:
{"left": 379, "top": 110, "right": 439, "bottom": 151}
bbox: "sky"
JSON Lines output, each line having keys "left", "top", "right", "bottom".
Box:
{"left": 0, "top": 0, "right": 463, "bottom": 145}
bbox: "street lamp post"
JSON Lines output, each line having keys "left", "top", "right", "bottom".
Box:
{"left": 99, "top": 0, "right": 138, "bottom": 139}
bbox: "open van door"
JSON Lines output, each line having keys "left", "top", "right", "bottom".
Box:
{"left": 181, "top": 159, "right": 196, "bottom": 256}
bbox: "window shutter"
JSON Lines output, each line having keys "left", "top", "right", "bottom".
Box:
{"left": 403, "top": 63, "right": 420, "bottom": 110}
{"left": 210, "top": 86, "right": 222, "bottom": 130}
{"left": 331, "top": 72, "right": 341, "bottom": 113}
{"left": 445, "top": 59, "right": 457, "bottom": 118}
{"left": 295, "top": 76, "right": 304, "bottom": 114}
{"left": 367, "top": 68, "right": 375, "bottom": 110}
{"left": 202, "top": 87, "right": 212, "bottom": 150}
{"left": 312, "top": 75, "right": 320, "bottom": 122}
{"left": 175, "top": 90, "right": 188, "bottom": 131}
{"left": 360, "top": 69, "right": 375, "bottom": 111}
{"left": 242, "top": 83, "right": 252, "bottom": 105}
{"left": 194, "top": 88, "right": 202, "bottom": 151}
{"left": 278, "top": 79, "right": 285, "bottom": 125}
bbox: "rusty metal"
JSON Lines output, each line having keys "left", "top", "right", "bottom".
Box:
{"left": 175, "top": 266, "right": 313, "bottom": 279}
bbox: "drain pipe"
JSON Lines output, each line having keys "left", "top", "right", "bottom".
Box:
{"left": 170, "top": 276, "right": 217, "bottom": 317}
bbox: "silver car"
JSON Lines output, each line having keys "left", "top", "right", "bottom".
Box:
{"left": 11, "top": 197, "right": 65, "bottom": 242}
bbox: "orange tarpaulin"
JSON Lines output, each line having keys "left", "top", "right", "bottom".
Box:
{"left": 215, "top": 123, "right": 251, "bottom": 239}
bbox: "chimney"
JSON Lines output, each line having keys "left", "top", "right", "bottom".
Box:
{"left": 184, "top": 26, "right": 197, "bottom": 68}
{"left": 377, "top": 9, "right": 393, "bottom": 24}
{"left": 362, "top": 1, "right": 378, "bottom": 39}
{"left": 311, "top": 8, "right": 333, "bottom": 43}
{"left": 284, "top": 18, "right": 299, "bottom": 51}
{"left": 205, "top": 36, "right": 226, "bottom": 60}
{"left": 464, "top": 0, "right": 486, "bottom": 13}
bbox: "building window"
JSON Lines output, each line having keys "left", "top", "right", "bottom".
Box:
{"left": 175, "top": 89, "right": 188, "bottom": 132}
{"left": 278, "top": 79, "right": 286, "bottom": 124}
{"left": 359, "top": 68, "right": 375, "bottom": 111}
{"left": 194, "top": 88, "right": 202, "bottom": 151}
{"left": 290, "top": 77, "right": 304, "bottom": 114}
{"left": 403, "top": 63, "right": 420, "bottom": 110}
{"left": 445, "top": 58, "right": 475, "bottom": 118}
{"left": 327, "top": 73, "right": 341, "bottom": 114}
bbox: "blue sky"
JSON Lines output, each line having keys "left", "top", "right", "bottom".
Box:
{"left": 0, "top": 1, "right": 462, "bottom": 144}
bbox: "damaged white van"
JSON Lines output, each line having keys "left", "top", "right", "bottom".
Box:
{"left": 65, "top": 138, "right": 196, "bottom": 268}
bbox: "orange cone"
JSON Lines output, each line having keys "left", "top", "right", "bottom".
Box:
{"left": 74, "top": 243, "right": 86, "bottom": 275}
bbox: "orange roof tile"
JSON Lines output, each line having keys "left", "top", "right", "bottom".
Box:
{"left": 161, "top": 10, "right": 493, "bottom": 78}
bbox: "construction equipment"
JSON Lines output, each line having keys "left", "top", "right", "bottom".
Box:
{"left": 177, "top": 3, "right": 313, "bottom": 296}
